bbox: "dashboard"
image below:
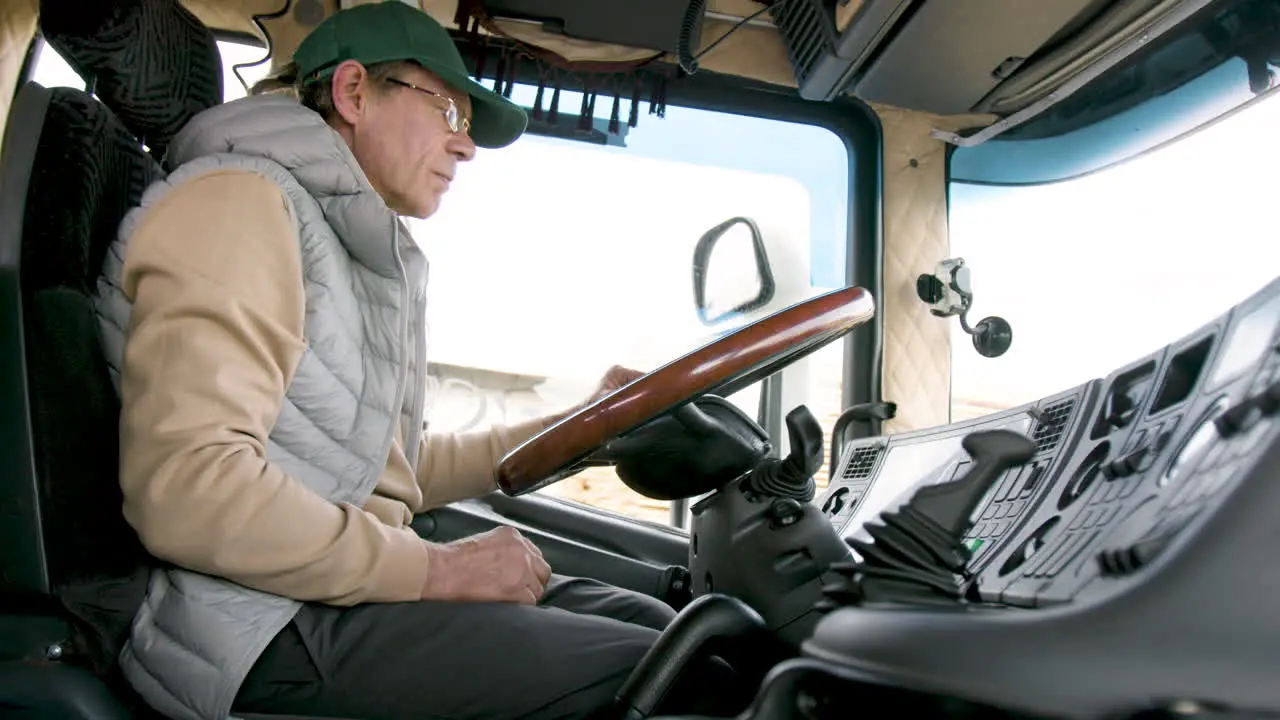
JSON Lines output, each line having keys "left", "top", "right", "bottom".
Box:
{"left": 804, "top": 276, "right": 1280, "bottom": 717}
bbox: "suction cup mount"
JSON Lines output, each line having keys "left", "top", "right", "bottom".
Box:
{"left": 916, "top": 258, "right": 1012, "bottom": 358}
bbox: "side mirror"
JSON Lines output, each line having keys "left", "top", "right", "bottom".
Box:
{"left": 692, "top": 216, "right": 776, "bottom": 326}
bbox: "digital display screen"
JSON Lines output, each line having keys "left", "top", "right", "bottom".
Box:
{"left": 1209, "top": 291, "right": 1280, "bottom": 388}
{"left": 841, "top": 416, "right": 1033, "bottom": 547}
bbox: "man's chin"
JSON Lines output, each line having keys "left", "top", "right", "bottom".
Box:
{"left": 397, "top": 196, "right": 440, "bottom": 220}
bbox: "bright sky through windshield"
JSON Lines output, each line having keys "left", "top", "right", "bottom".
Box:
{"left": 949, "top": 87, "right": 1280, "bottom": 411}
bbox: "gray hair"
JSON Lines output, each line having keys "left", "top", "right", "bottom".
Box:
{"left": 251, "top": 60, "right": 410, "bottom": 121}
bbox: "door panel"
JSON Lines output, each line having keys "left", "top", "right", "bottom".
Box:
{"left": 413, "top": 494, "right": 690, "bottom": 599}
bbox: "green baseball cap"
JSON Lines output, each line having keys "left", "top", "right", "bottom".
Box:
{"left": 293, "top": 1, "right": 528, "bottom": 148}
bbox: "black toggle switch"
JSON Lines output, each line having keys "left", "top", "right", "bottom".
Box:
{"left": 1102, "top": 444, "right": 1151, "bottom": 480}
{"left": 767, "top": 497, "right": 804, "bottom": 529}
{"left": 1215, "top": 382, "right": 1280, "bottom": 438}
{"left": 1097, "top": 531, "right": 1178, "bottom": 576}
{"left": 1258, "top": 381, "right": 1280, "bottom": 416}
{"left": 1104, "top": 389, "right": 1140, "bottom": 430}
{"left": 1215, "top": 399, "right": 1260, "bottom": 438}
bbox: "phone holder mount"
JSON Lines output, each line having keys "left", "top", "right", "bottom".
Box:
{"left": 916, "top": 258, "right": 1012, "bottom": 358}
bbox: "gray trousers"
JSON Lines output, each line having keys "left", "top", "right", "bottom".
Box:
{"left": 232, "top": 575, "right": 736, "bottom": 720}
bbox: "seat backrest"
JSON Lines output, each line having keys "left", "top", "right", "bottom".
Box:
{"left": 0, "top": 0, "right": 221, "bottom": 670}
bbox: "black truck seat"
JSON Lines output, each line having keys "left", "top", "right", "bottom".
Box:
{"left": 0, "top": 0, "right": 217, "bottom": 716}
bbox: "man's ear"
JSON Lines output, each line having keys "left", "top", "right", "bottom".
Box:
{"left": 330, "top": 60, "right": 371, "bottom": 127}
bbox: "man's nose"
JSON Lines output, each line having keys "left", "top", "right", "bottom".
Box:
{"left": 450, "top": 133, "right": 477, "bottom": 161}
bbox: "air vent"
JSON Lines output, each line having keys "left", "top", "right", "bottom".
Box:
{"left": 770, "top": 0, "right": 836, "bottom": 93}
{"left": 841, "top": 444, "right": 883, "bottom": 480}
{"left": 1033, "top": 398, "right": 1076, "bottom": 454}
{"left": 769, "top": 0, "right": 915, "bottom": 101}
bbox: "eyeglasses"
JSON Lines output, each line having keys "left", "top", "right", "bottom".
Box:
{"left": 384, "top": 77, "right": 471, "bottom": 136}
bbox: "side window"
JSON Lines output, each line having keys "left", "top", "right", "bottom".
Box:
{"left": 25, "top": 36, "right": 270, "bottom": 102}
{"left": 415, "top": 84, "right": 852, "bottom": 528}
{"left": 27, "top": 39, "right": 85, "bottom": 90}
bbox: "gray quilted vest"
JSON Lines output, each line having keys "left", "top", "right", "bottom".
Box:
{"left": 94, "top": 94, "right": 429, "bottom": 720}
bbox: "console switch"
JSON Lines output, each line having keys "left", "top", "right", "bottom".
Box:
{"left": 1097, "top": 530, "right": 1179, "bottom": 576}
{"left": 1102, "top": 443, "right": 1152, "bottom": 480}
{"left": 1215, "top": 380, "right": 1280, "bottom": 437}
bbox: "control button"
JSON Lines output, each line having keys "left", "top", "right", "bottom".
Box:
{"left": 1068, "top": 509, "right": 1093, "bottom": 531}
{"left": 1103, "top": 387, "right": 1140, "bottom": 430}
{"left": 1096, "top": 531, "right": 1178, "bottom": 576}
{"left": 1123, "top": 429, "right": 1148, "bottom": 454}
{"left": 1095, "top": 504, "right": 1120, "bottom": 527}
{"left": 1196, "top": 466, "right": 1234, "bottom": 500}
{"left": 1102, "top": 478, "right": 1124, "bottom": 502}
{"left": 768, "top": 498, "right": 805, "bottom": 528}
{"left": 1215, "top": 399, "right": 1261, "bottom": 438}
{"left": 1061, "top": 442, "right": 1109, "bottom": 510}
{"left": 1047, "top": 530, "right": 1100, "bottom": 577}
{"left": 1258, "top": 381, "right": 1280, "bottom": 416}
{"left": 993, "top": 467, "right": 1021, "bottom": 502}
{"left": 821, "top": 487, "right": 851, "bottom": 517}
{"left": 1103, "top": 444, "right": 1153, "bottom": 480}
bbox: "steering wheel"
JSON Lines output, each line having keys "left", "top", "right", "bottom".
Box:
{"left": 495, "top": 286, "right": 876, "bottom": 496}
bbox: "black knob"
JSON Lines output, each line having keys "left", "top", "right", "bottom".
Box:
{"left": 768, "top": 497, "right": 804, "bottom": 528}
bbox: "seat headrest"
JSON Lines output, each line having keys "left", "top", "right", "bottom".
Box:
{"left": 39, "top": 0, "right": 223, "bottom": 158}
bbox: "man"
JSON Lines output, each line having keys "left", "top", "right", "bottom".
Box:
{"left": 94, "top": 2, "right": 721, "bottom": 719}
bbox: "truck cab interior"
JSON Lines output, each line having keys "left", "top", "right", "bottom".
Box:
{"left": 2, "top": 0, "right": 1279, "bottom": 718}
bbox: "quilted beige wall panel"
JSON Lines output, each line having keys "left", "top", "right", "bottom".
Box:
{"left": 872, "top": 103, "right": 956, "bottom": 434}
{"left": 189, "top": 0, "right": 799, "bottom": 88}
{"left": 836, "top": 0, "right": 865, "bottom": 31}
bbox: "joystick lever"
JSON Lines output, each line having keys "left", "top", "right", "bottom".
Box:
{"left": 741, "top": 405, "right": 824, "bottom": 503}
{"left": 821, "top": 429, "right": 1036, "bottom": 607}
{"left": 912, "top": 430, "right": 1038, "bottom": 536}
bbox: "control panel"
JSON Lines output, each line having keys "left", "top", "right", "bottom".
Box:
{"left": 806, "top": 276, "right": 1280, "bottom": 717}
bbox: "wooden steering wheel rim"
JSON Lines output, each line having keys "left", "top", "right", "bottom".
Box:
{"left": 495, "top": 286, "right": 876, "bottom": 496}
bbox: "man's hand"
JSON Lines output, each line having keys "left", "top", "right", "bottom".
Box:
{"left": 420, "top": 526, "right": 551, "bottom": 605}
{"left": 586, "top": 364, "right": 645, "bottom": 406}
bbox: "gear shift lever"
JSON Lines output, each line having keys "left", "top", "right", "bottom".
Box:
{"left": 823, "top": 429, "right": 1037, "bottom": 607}
{"left": 740, "top": 406, "right": 825, "bottom": 503}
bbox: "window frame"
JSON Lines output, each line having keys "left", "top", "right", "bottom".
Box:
{"left": 461, "top": 43, "right": 885, "bottom": 527}
{"left": 483, "top": 47, "right": 886, "bottom": 435}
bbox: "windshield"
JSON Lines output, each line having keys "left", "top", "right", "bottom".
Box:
{"left": 948, "top": 84, "right": 1280, "bottom": 421}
